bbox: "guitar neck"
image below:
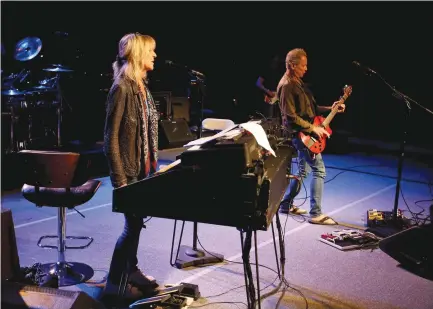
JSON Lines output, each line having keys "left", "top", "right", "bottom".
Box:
{"left": 322, "top": 108, "right": 339, "bottom": 128}
{"left": 321, "top": 92, "right": 350, "bottom": 128}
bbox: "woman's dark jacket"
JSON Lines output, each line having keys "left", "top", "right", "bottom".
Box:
{"left": 103, "top": 77, "right": 159, "bottom": 187}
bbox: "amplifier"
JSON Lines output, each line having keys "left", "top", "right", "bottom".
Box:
{"left": 171, "top": 96, "right": 190, "bottom": 122}
{"left": 1, "top": 208, "right": 20, "bottom": 281}
{"left": 159, "top": 118, "right": 195, "bottom": 149}
{"left": 152, "top": 91, "right": 172, "bottom": 119}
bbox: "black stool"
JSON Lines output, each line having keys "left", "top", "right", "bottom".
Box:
{"left": 19, "top": 150, "right": 102, "bottom": 287}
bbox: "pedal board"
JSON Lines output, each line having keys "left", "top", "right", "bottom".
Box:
{"left": 319, "top": 228, "right": 380, "bottom": 251}
{"left": 128, "top": 283, "right": 199, "bottom": 308}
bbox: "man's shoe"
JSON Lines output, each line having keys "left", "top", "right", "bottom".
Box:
{"left": 308, "top": 214, "right": 338, "bottom": 225}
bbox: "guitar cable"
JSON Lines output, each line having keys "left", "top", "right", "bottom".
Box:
{"left": 291, "top": 159, "right": 433, "bottom": 227}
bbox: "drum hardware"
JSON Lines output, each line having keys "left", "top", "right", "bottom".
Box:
{"left": 2, "top": 105, "right": 27, "bottom": 154}
{"left": 1, "top": 88, "right": 27, "bottom": 96}
{"left": 31, "top": 85, "right": 57, "bottom": 92}
{"left": 14, "top": 37, "right": 43, "bottom": 62}
{"left": 3, "top": 35, "right": 78, "bottom": 150}
{"left": 2, "top": 88, "right": 56, "bottom": 153}
{"left": 42, "top": 65, "right": 74, "bottom": 147}
{"left": 17, "top": 69, "right": 31, "bottom": 83}
{"left": 38, "top": 76, "right": 57, "bottom": 88}
{"left": 2, "top": 69, "right": 31, "bottom": 89}
{"left": 1, "top": 36, "right": 80, "bottom": 152}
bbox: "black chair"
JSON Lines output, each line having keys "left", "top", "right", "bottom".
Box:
{"left": 19, "top": 150, "right": 102, "bottom": 287}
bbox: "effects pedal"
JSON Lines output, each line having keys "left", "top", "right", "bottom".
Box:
{"left": 366, "top": 209, "right": 403, "bottom": 227}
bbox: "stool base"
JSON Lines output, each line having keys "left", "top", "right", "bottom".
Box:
{"left": 40, "top": 261, "right": 94, "bottom": 287}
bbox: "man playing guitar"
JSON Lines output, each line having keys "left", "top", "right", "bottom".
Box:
{"left": 277, "top": 48, "right": 346, "bottom": 225}
{"left": 255, "top": 54, "right": 284, "bottom": 118}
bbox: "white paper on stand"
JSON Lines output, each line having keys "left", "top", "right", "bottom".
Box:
{"left": 239, "top": 122, "right": 276, "bottom": 157}
{"left": 221, "top": 128, "right": 243, "bottom": 139}
{"left": 183, "top": 124, "right": 239, "bottom": 147}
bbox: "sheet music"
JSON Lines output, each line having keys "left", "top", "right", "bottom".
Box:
{"left": 183, "top": 124, "right": 239, "bottom": 147}
{"left": 183, "top": 120, "right": 275, "bottom": 156}
{"left": 221, "top": 128, "right": 243, "bottom": 139}
{"left": 240, "top": 122, "right": 276, "bottom": 157}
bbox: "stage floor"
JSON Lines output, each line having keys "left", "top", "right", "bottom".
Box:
{"left": 2, "top": 150, "right": 433, "bottom": 309}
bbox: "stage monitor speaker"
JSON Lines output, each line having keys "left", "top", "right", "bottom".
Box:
{"left": 2, "top": 208, "right": 20, "bottom": 281}
{"left": 159, "top": 118, "right": 195, "bottom": 149}
{"left": 379, "top": 224, "right": 433, "bottom": 280}
{"left": 152, "top": 91, "right": 172, "bottom": 119}
{"left": 171, "top": 96, "right": 190, "bottom": 123}
{"left": 1, "top": 281, "right": 106, "bottom": 309}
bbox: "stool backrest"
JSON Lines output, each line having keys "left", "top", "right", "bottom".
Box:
{"left": 19, "top": 150, "right": 81, "bottom": 188}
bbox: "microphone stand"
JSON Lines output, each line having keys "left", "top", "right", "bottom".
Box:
{"left": 192, "top": 72, "right": 205, "bottom": 139}
{"left": 175, "top": 71, "right": 224, "bottom": 268}
{"left": 365, "top": 68, "right": 433, "bottom": 237}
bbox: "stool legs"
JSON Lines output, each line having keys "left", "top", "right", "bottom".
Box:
{"left": 39, "top": 207, "right": 94, "bottom": 287}
{"left": 58, "top": 205, "right": 66, "bottom": 263}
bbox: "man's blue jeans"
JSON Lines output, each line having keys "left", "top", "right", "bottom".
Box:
{"left": 281, "top": 137, "right": 326, "bottom": 217}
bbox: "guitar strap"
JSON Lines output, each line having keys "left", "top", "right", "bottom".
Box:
{"left": 298, "top": 83, "right": 317, "bottom": 118}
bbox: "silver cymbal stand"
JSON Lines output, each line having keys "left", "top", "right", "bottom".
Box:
{"left": 51, "top": 72, "right": 70, "bottom": 148}
{"left": 55, "top": 73, "right": 63, "bottom": 147}
{"left": 43, "top": 66, "right": 73, "bottom": 148}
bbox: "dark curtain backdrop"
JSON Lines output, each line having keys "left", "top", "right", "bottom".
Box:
{"left": 2, "top": 1, "right": 432, "bottom": 148}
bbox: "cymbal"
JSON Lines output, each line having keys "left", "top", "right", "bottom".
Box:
{"left": 14, "top": 37, "right": 42, "bottom": 61}
{"left": 43, "top": 66, "right": 73, "bottom": 73}
{"left": 1, "top": 89, "right": 26, "bottom": 96}
{"left": 32, "top": 85, "right": 55, "bottom": 91}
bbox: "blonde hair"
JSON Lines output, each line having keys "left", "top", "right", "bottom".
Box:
{"left": 112, "top": 33, "right": 155, "bottom": 88}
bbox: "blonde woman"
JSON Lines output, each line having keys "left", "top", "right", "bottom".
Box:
{"left": 103, "top": 33, "right": 159, "bottom": 299}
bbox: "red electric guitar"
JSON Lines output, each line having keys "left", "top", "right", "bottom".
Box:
{"left": 298, "top": 85, "right": 352, "bottom": 155}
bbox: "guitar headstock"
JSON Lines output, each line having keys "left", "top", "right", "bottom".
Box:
{"left": 343, "top": 85, "right": 353, "bottom": 97}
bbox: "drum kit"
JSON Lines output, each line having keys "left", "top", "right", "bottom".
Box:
{"left": 1, "top": 36, "right": 74, "bottom": 153}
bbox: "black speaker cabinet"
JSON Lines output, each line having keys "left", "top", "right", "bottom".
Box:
{"left": 159, "top": 118, "right": 195, "bottom": 149}
{"left": 1, "top": 208, "right": 20, "bottom": 281}
{"left": 1, "top": 281, "right": 106, "bottom": 309}
{"left": 379, "top": 224, "right": 433, "bottom": 280}
{"left": 152, "top": 91, "right": 172, "bottom": 119}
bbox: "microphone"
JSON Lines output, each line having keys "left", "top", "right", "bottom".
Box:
{"left": 165, "top": 60, "right": 206, "bottom": 78}
{"left": 352, "top": 61, "right": 377, "bottom": 75}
